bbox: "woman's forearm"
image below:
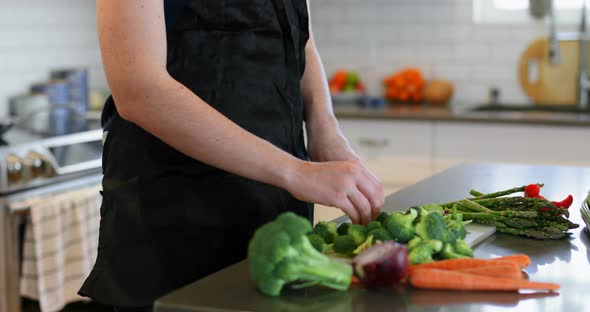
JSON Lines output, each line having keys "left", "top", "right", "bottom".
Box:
{"left": 301, "top": 39, "right": 339, "bottom": 133}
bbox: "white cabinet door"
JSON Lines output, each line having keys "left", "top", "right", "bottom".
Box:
{"left": 338, "top": 119, "right": 434, "bottom": 188}
{"left": 434, "top": 122, "right": 590, "bottom": 168}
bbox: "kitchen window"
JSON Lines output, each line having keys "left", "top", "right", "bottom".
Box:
{"left": 474, "top": 0, "right": 587, "bottom": 24}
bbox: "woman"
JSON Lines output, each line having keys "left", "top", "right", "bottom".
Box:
{"left": 80, "top": 1, "right": 384, "bottom": 311}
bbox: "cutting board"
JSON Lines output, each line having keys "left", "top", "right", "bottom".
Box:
{"left": 518, "top": 36, "right": 590, "bottom": 105}
{"left": 464, "top": 223, "right": 496, "bottom": 247}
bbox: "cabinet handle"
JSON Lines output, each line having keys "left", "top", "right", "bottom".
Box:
{"left": 358, "top": 138, "right": 390, "bottom": 148}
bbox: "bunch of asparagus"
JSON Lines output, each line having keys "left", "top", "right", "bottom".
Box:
{"left": 440, "top": 184, "right": 579, "bottom": 239}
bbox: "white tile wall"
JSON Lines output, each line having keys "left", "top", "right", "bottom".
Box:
{"left": 309, "top": 0, "right": 577, "bottom": 107}
{"left": 0, "top": 0, "right": 106, "bottom": 118}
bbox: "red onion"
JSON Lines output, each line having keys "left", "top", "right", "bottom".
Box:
{"left": 352, "top": 241, "right": 408, "bottom": 288}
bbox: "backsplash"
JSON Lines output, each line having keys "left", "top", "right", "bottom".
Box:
{"left": 309, "top": 0, "right": 577, "bottom": 107}
{"left": 0, "top": 0, "right": 106, "bottom": 118}
{"left": 0, "top": 0, "right": 581, "bottom": 114}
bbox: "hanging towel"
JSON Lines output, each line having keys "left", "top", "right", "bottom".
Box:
{"left": 17, "top": 185, "right": 101, "bottom": 312}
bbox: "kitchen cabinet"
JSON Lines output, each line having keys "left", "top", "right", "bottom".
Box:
{"left": 433, "top": 122, "right": 590, "bottom": 169}
{"left": 338, "top": 120, "right": 434, "bottom": 189}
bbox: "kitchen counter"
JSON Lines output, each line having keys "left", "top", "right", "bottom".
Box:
{"left": 333, "top": 105, "right": 590, "bottom": 127}
{"left": 155, "top": 163, "right": 590, "bottom": 312}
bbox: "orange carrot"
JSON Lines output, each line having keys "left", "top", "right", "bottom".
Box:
{"left": 408, "top": 254, "right": 531, "bottom": 273}
{"left": 494, "top": 254, "right": 531, "bottom": 269}
{"left": 351, "top": 276, "right": 360, "bottom": 284}
{"left": 409, "top": 268, "right": 559, "bottom": 292}
{"left": 457, "top": 263, "right": 523, "bottom": 280}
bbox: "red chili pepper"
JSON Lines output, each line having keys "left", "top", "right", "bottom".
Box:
{"left": 524, "top": 184, "right": 544, "bottom": 199}
{"left": 552, "top": 195, "right": 573, "bottom": 209}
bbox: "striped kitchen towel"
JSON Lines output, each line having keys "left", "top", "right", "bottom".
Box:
{"left": 18, "top": 185, "right": 101, "bottom": 312}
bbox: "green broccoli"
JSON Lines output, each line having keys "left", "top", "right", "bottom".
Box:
{"left": 415, "top": 210, "right": 456, "bottom": 243}
{"left": 439, "top": 243, "right": 472, "bottom": 260}
{"left": 407, "top": 239, "right": 443, "bottom": 265}
{"left": 307, "top": 234, "right": 334, "bottom": 253}
{"left": 419, "top": 203, "right": 444, "bottom": 214}
{"left": 367, "top": 221, "right": 383, "bottom": 231}
{"left": 407, "top": 236, "right": 422, "bottom": 250}
{"left": 445, "top": 205, "right": 470, "bottom": 240}
{"left": 248, "top": 212, "right": 353, "bottom": 296}
{"left": 376, "top": 211, "right": 390, "bottom": 223}
{"left": 337, "top": 223, "right": 351, "bottom": 235}
{"left": 312, "top": 221, "right": 338, "bottom": 244}
{"left": 453, "top": 239, "right": 474, "bottom": 257}
{"left": 337, "top": 223, "right": 367, "bottom": 245}
{"left": 383, "top": 209, "right": 418, "bottom": 243}
{"left": 367, "top": 228, "right": 393, "bottom": 242}
{"left": 333, "top": 235, "right": 357, "bottom": 255}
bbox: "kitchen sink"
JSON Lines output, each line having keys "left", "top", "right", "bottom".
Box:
{"left": 471, "top": 104, "right": 590, "bottom": 114}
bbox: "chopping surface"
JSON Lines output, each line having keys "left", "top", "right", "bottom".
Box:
{"left": 155, "top": 163, "right": 590, "bottom": 312}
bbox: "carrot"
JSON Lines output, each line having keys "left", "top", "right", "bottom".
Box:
{"left": 351, "top": 276, "right": 360, "bottom": 284}
{"left": 408, "top": 254, "right": 531, "bottom": 273}
{"left": 494, "top": 254, "right": 531, "bottom": 269}
{"left": 457, "top": 263, "right": 523, "bottom": 280}
{"left": 409, "top": 268, "right": 559, "bottom": 292}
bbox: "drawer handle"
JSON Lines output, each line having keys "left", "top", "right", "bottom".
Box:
{"left": 358, "top": 138, "right": 389, "bottom": 148}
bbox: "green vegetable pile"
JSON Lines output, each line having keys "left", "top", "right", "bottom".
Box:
{"left": 308, "top": 204, "right": 473, "bottom": 265}
{"left": 439, "top": 184, "right": 579, "bottom": 240}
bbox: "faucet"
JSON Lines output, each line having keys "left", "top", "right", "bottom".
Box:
{"left": 548, "top": 0, "right": 561, "bottom": 64}
{"left": 577, "top": 0, "right": 590, "bottom": 109}
{"left": 547, "top": 0, "right": 590, "bottom": 109}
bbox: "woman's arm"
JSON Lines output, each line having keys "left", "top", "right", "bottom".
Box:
{"left": 97, "top": 0, "right": 382, "bottom": 224}
{"left": 301, "top": 2, "right": 385, "bottom": 212}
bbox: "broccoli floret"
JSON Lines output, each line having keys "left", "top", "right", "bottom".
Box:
{"left": 407, "top": 236, "right": 422, "bottom": 250}
{"left": 445, "top": 205, "right": 470, "bottom": 240}
{"left": 337, "top": 223, "right": 351, "bottom": 235}
{"left": 376, "top": 211, "right": 390, "bottom": 223}
{"left": 453, "top": 239, "right": 474, "bottom": 257}
{"left": 367, "top": 228, "right": 393, "bottom": 242}
{"left": 440, "top": 243, "right": 472, "bottom": 260}
{"left": 407, "top": 239, "right": 443, "bottom": 265}
{"left": 308, "top": 234, "right": 325, "bottom": 252}
{"left": 337, "top": 223, "right": 367, "bottom": 245}
{"left": 383, "top": 209, "right": 418, "bottom": 243}
{"left": 248, "top": 212, "right": 352, "bottom": 296}
{"left": 419, "top": 203, "right": 444, "bottom": 214}
{"left": 333, "top": 235, "right": 357, "bottom": 255}
{"left": 415, "top": 210, "right": 456, "bottom": 243}
{"left": 312, "top": 221, "right": 338, "bottom": 244}
{"left": 367, "top": 221, "right": 383, "bottom": 231}
{"left": 307, "top": 234, "right": 334, "bottom": 253}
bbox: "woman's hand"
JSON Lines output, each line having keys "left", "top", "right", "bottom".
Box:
{"left": 284, "top": 159, "right": 384, "bottom": 226}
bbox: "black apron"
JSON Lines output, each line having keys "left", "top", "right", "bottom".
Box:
{"left": 79, "top": 0, "right": 312, "bottom": 306}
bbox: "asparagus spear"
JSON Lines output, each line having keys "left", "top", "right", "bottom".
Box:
{"left": 457, "top": 199, "right": 538, "bottom": 218}
{"left": 469, "top": 189, "right": 484, "bottom": 197}
{"left": 496, "top": 226, "right": 570, "bottom": 240}
{"left": 441, "top": 184, "right": 544, "bottom": 208}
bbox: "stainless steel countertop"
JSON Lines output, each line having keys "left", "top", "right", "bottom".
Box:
{"left": 155, "top": 163, "right": 590, "bottom": 312}
{"left": 333, "top": 106, "right": 590, "bottom": 127}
